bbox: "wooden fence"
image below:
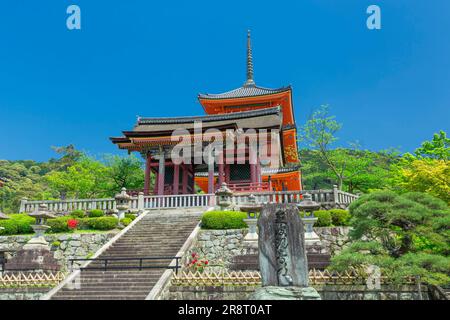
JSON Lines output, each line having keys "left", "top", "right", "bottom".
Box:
{"left": 171, "top": 269, "right": 415, "bottom": 287}
{"left": 0, "top": 271, "right": 66, "bottom": 288}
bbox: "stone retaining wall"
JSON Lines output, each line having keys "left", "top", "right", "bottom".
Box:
{"left": 0, "top": 287, "right": 50, "bottom": 300}
{"left": 166, "top": 284, "right": 429, "bottom": 300}
{"left": 0, "top": 232, "right": 117, "bottom": 271}
{"left": 188, "top": 227, "right": 351, "bottom": 270}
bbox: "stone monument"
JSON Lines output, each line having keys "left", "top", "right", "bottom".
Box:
{"left": 249, "top": 203, "right": 321, "bottom": 300}
{"left": 5, "top": 204, "right": 60, "bottom": 272}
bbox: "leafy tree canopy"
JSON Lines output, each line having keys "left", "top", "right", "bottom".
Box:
{"left": 330, "top": 191, "right": 450, "bottom": 285}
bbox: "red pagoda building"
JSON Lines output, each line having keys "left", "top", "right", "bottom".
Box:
{"left": 111, "top": 31, "right": 301, "bottom": 195}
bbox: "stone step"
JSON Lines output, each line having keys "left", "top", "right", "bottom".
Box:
{"left": 50, "top": 211, "right": 200, "bottom": 300}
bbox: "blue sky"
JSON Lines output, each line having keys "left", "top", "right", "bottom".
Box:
{"left": 0, "top": 0, "right": 449, "bottom": 161}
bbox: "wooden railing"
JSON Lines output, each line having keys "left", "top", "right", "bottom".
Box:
{"left": 227, "top": 182, "right": 270, "bottom": 193}
{"left": 19, "top": 186, "right": 358, "bottom": 213}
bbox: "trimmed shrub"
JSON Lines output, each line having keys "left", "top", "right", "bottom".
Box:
{"left": 87, "top": 217, "right": 119, "bottom": 230}
{"left": 70, "top": 210, "right": 86, "bottom": 218}
{"left": 0, "top": 214, "right": 34, "bottom": 235}
{"left": 121, "top": 217, "right": 132, "bottom": 227}
{"left": 201, "top": 211, "right": 247, "bottom": 229}
{"left": 329, "top": 209, "right": 351, "bottom": 226}
{"left": 48, "top": 216, "right": 73, "bottom": 233}
{"left": 312, "top": 210, "right": 332, "bottom": 227}
{"left": 125, "top": 213, "right": 136, "bottom": 221}
{"left": 88, "top": 209, "right": 105, "bottom": 218}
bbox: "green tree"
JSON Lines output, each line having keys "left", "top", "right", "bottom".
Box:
{"left": 414, "top": 130, "right": 450, "bottom": 160}
{"left": 298, "top": 106, "right": 397, "bottom": 192}
{"left": 103, "top": 154, "right": 145, "bottom": 193}
{"left": 46, "top": 156, "right": 110, "bottom": 199}
{"left": 390, "top": 131, "right": 450, "bottom": 204}
{"left": 330, "top": 191, "right": 450, "bottom": 285}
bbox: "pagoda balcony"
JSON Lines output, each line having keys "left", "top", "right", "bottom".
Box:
{"left": 226, "top": 181, "right": 271, "bottom": 193}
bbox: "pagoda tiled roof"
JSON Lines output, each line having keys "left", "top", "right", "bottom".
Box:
{"left": 137, "top": 106, "right": 282, "bottom": 125}
{"left": 198, "top": 84, "right": 291, "bottom": 100}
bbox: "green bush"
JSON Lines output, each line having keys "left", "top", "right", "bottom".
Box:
{"left": 70, "top": 210, "right": 86, "bottom": 218}
{"left": 121, "top": 217, "right": 132, "bottom": 227}
{"left": 88, "top": 209, "right": 104, "bottom": 218}
{"left": 48, "top": 216, "right": 73, "bottom": 233}
{"left": 125, "top": 213, "right": 136, "bottom": 221}
{"left": 0, "top": 214, "right": 34, "bottom": 235}
{"left": 312, "top": 210, "right": 332, "bottom": 227}
{"left": 201, "top": 211, "right": 247, "bottom": 229}
{"left": 87, "top": 217, "right": 119, "bottom": 230}
{"left": 329, "top": 209, "right": 351, "bottom": 226}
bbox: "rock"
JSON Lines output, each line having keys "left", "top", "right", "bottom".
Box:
{"left": 249, "top": 286, "right": 321, "bottom": 300}
{"left": 58, "top": 235, "right": 69, "bottom": 241}
{"left": 54, "top": 250, "right": 64, "bottom": 260}
{"left": 68, "top": 240, "right": 81, "bottom": 247}
{"left": 204, "top": 241, "right": 213, "bottom": 248}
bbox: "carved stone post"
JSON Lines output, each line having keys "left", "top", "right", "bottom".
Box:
{"left": 19, "top": 198, "right": 28, "bottom": 213}
{"left": 333, "top": 185, "right": 339, "bottom": 207}
{"left": 137, "top": 192, "right": 145, "bottom": 213}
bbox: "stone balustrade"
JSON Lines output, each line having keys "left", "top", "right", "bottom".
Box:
{"left": 19, "top": 186, "right": 358, "bottom": 213}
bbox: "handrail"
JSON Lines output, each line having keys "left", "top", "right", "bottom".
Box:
{"left": 68, "top": 256, "right": 182, "bottom": 274}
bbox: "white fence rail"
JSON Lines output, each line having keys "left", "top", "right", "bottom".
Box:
{"left": 19, "top": 186, "right": 358, "bottom": 213}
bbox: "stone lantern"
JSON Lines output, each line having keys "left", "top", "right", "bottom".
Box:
{"left": 297, "top": 193, "right": 321, "bottom": 245}
{"left": 0, "top": 211, "right": 9, "bottom": 231}
{"left": 215, "top": 182, "right": 234, "bottom": 211}
{"left": 115, "top": 187, "right": 131, "bottom": 220}
{"left": 23, "top": 204, "right": 56, "bottom": 250}
{"left": 4, "top": 205, "right": 60, "bottom": 272}
{"left": 239, "top": 194, "right": 262, "bottom": 245}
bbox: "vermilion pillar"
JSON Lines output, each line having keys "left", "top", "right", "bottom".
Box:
{"left": 208, "top": 162, "right": 214, "bottom": 194}
{"left": 182, "top": 165, "right": 188, "bottom": 194}
{"left": 250, "top": 163, "right": 257, "bottom": 184}
{"left": 218, "top": 163, "right": 224, "bottom": 186}
{"left": 157, "top": 154, "right": 165, "bottom": 196}
{"left": 224, "top": 164, "right": 230, "bottom": 183}
{"left": 173, "top": 164, "right": 180, "bottom": 195}
{"left": 144, "top": 153, "right": 151, "bottom": 195}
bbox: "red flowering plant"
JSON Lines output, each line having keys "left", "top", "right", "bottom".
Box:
{"left": 186, "top": 252, "right": 209, "bottom": 272}
{"left": 67, "top": 219, "right": 79, "bottom": 231}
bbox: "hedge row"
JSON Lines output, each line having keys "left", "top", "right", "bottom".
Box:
{"left": 201, "top": 209, "right": 351, "bottom": 230}
{"left": 0, "top": 214, "right": 119, "bottom": 235}
{"left": 201, "top": 211, "right": 247, "bottom": 229}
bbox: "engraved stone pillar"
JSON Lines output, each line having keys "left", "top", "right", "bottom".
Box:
{"left": 250, "top": 203, "right": 321, "bottom": 300}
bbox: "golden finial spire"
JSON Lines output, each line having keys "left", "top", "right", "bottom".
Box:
{"left": 244, "top": 29, "right": 255, "bottom": 87}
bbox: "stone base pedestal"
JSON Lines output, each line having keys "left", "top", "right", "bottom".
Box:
{"left": 4, "top": 248, "right": 60, "bottom": 272}
{"left": 249, "top": 286, "right": 321, "bottom": 300}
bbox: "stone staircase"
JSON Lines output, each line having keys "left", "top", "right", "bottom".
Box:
{"left": 49, "top": 209, "right": 201, "bottom": 300}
